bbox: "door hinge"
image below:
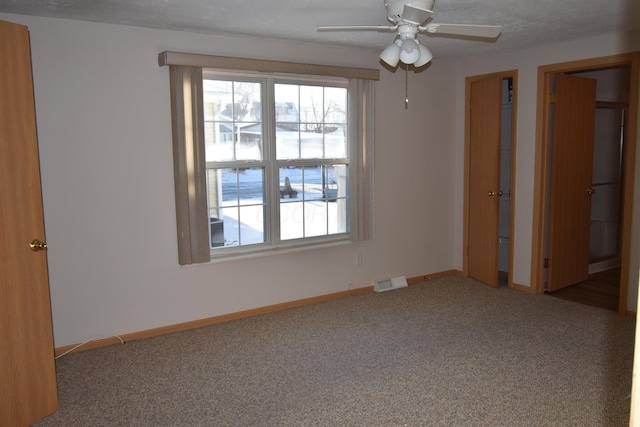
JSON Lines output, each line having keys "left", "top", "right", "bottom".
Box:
{"left": 544, "top": 257, "right": 549, "bottom": 268}
{"left": 550, "top": 92, "right": 558, "bottom": 104}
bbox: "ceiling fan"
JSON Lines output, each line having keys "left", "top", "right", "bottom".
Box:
{"left": 318, "top": 0, "right": 502, "bottom": 68}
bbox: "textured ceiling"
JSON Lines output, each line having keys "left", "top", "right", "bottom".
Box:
{"left": 0, "top": 0, "right": 638, "bottom": 59}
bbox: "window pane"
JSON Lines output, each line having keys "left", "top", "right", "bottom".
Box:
{"left": 279, "top": 166, "right": 322, "bottom": 201}
{"left": 275, "top": 84, "right": 299, "bottom": 124}
{"left": 203, "top": 79, "right": 262, "bottom": 162}
{"left": 324, "top": 124, "right": 347, "bottom": 159}
{"left": 325, "top": 87, "right": 347, "bottom": 124}
{"left": 300, "top": 85, "right": 324, "bottom": 125}
{"left": 300, "top": 130, "right": 324, "bottom": 159}
{"left": 279, "top": 165, "right": 348, "bottom": 240}
{"left": 328, "top": 199, "right": 347, "bottom": 234}
{"left": 303, "top": 166, "right": 323, "bottom": 201}
{"left": 279, "top": 167, "right": 300, "bottom": 201}
{"left": 275, "top": 83, "right": 347, "bottom": 160}
{"left": 236, "top": 122, "right": 262, "bottom": 161}
{"left": 331, "top": 164, "right": 348, "bottom": 235}
{"left": 275, "top": 127, "right": 300, "bottom": 160}
{"left": 300, "top": 85, "right": 324, "bottom": 160}
{"left": 304, "top": 201, "right": 328, "bottom": 237}
{"left": 207, "top": 167, "right": 266, "bottom": 249}
{"left": 239, "top": 205, "right": 266, "bottom": 245}
{"left": 218, "top": 206, "right": 238, "bottom": 247}
{"left": 280, "top": 201, "right": 304, "bottom": 240}
{"left": 275, "top": 84, "right": 300, "bottom": 160}
{"left": 238, "top": 168, "right": 265, "bottom": 203}
{"left": 323, "top": 86, "right": 347, "bottom": 158}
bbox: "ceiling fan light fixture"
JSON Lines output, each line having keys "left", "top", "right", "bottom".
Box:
{"left": 380, "top": 40, "right": 402, "bottom": 67}
{"left": 413, "top": 42, "right": 433, "bottom": 67}
{"left": 399, "top": 38, "right": 420, "bottom": 64}
{"left": 318, "top": 0, "right": 503, "bottom": 70}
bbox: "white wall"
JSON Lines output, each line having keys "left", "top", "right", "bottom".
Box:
{"left": 4, "top": 12, "right": 637, "bottom": 348}
{"left": 453, "top": 30, "right": 640, "bottom": 310}
{"left": 0, "top": 14, "right": 460, "bottom": 347}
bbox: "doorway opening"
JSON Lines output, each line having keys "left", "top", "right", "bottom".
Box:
{"left": 544, "top": 67, "right": 628, "bottom": 311}
{"left": 531, "top": 53, "right": 639, "bottom": 315}
{"left": 571, "top": 67, "right": 629, "bottom": 274}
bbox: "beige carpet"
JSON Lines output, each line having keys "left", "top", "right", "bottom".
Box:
{"left": 36, "top": 276, "right": 635, "bottom": 426}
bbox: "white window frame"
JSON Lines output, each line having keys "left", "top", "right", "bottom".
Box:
{"left": 160, "top": 51, "right": 377, "bottom": 265}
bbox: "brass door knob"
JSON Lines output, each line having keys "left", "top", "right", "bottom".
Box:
{"left": 586, "top": 188, "right": 596, "bottom": 195}
{"left": 30, "top": 239, "right": 47, "bottom": 252}
{"left": 488, "top": 191, "right": 503, "bottom": 197}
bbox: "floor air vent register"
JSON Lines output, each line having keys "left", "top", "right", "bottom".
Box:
{"left": 373, "top": 275, "right": 408, "bottom": 292}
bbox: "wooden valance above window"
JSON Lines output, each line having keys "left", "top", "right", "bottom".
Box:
{"left": 158, "top": 51, "right": 380, "bottom": 81}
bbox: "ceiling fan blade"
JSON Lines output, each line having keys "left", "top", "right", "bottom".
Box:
{"left": 317, "top": 25, "right": 397, "bottom": 32}
{"left": 401, "top": 4, "right": 433, "bottom": 26}
{"left": 421, "top": 23, "right": 502, "bottom": 38}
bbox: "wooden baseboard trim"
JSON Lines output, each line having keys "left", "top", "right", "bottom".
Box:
{"left": 407, "top": 269, "right": 463, "bottom": 285}
{"left": 54, "top": 270, "right": 461, "bottom": 356}
{"left": 511, "top": 281, "right": 536, "bottom": 293}
{"left": 54, "top": 285, "right": 372, "bottom": 356}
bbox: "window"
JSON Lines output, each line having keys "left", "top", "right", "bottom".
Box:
{"left": 160, "top": 52, "right": 376, "bottom": 264}
{"left": 204, "top": 75, "right": 350, "bottom": 251}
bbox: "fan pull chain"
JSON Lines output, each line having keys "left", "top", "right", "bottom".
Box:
{"left": 404, "top": 65, "right": 409, "bottom": 109}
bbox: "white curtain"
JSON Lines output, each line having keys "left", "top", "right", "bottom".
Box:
{"left": 349, "top": 78, "right": 375, "bottom": 242}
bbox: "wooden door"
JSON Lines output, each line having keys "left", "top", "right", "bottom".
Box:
{"left": 468, "top": 77, "right": 502, "bottom": 287}
{"left": 0, "top": 20, "right": 58, "bottom": 426}
{"left": 546, "top": 73, "right": 597, "bottom": 292}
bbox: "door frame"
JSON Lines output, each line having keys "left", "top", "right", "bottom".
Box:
{"left": 463, "top": 70, "right": 518, "bottom": 287}
{"left": 531, "top": 53, "right": 640, "bottom": 315}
